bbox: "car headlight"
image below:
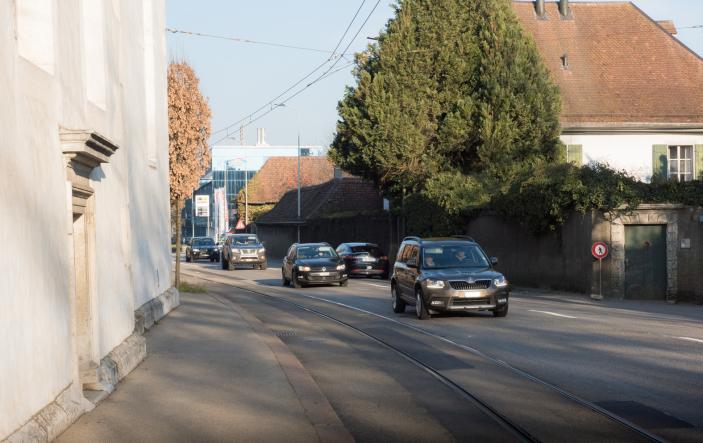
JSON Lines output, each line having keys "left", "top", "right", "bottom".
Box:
{"left": 494, "top": 276, "right": 508, "bottom": 287}
{"left": 426, "top": 279, "right": 445, "bottom": 289}
{"left": 336, "top": 264, "right": 345, "bottom": 270}
{"left": 258, "top": 248, "right": 265, "bottom": 254}
{"left": 193, "top": 248, "right": 200, "bottom": 252}
{"left": 299, "top": 266, "right": 311, "bottom": 272}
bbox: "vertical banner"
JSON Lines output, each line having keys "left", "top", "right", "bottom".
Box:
{"left": 216, "top": 188, "right": 227, "bottom": 237}
{"left": 195, "top": 195, "right": 209, "bottom": 217}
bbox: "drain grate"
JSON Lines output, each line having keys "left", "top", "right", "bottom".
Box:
{"left": 595, "top": 400, "right": 694, "bottom": 429}
{"left": 274, "top": 330, "right": 297, "bottom": 337}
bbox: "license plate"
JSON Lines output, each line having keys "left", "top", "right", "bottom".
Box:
{"left": 362, "top": 257, "right": 375, "bottom": 262}
{"left": 316, "top": 272, "right": 331, "bottom": 276}
{"left": 462, "top": 291, "right": 482, "bottom": 298}
{"left": 366, "top": 265, "right": 372, "bottom": 270}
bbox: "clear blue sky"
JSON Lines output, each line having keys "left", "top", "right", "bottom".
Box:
{"left": 166, "top": 1, "right": 703, "bottom": 147}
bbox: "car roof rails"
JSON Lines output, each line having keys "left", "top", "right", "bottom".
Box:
{"left": 402, "top": 236, "right": 422, "bottom": 243}
{"left": 452, "top": 235, "right": 476, "bottom": 242}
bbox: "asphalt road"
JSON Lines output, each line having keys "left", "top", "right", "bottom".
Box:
{"left": 181, "top": 258, "right": 703, "bottom": 443}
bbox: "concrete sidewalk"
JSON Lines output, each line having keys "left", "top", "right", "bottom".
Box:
{"left": 56, "top": 285, "right": 332, "bottom": 443}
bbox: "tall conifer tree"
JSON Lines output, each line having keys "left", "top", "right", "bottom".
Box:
{"left": 330, "top": 0, "right": 562, "bottom": 214}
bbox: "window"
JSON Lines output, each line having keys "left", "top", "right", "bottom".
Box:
{"left": 668, "top": 145, "right": 694, "bottom": 182}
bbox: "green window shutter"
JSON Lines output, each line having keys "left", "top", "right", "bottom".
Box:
{"left": 566, "top": 144, "right": 583, "bottom": 166}
{"left": 696, "top": 145, "right": 703, "bottom": 180}
{"left": 652, "top": 145, "right": 668, "bottom": 181}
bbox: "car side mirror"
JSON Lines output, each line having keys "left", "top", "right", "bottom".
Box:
{"left": 490, "top": 257, "right": 499, "bottom": 266}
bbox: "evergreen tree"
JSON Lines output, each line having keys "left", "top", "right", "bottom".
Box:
{"left": 330, "top": 0, "right": 562, "bottom": 215}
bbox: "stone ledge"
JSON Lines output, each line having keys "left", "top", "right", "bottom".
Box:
{"left": 3, "top": 385, "right": 89, "bottom": 443}
{"left": 134, "top": 287, "right": 180, "bottom": 335}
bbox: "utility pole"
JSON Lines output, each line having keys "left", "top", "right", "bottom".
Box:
{"left": 244, "top": 159, "right": 249, "bottom": 226}
{"left": 297, "top": 133, "right": 301, "bottom": 243}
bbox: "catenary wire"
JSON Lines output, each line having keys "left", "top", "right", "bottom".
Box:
{"left": 210, "top": 0, "right": 368, "bottom": 138}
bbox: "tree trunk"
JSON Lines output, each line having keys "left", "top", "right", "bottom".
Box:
{"left": 174, "top": 197, "right": 182, "bottom": 288}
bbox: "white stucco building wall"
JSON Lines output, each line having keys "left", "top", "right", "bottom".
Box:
{"left": 0, "top": 0, "right": 172, "bottom": 439}
{"left": 561, "top": 132, "right": 703, "bottom": 182}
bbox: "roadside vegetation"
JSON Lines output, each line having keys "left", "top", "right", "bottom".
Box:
{"left": 330, "top": 0, "right": 702, "bottom": 236}
{"left": 168, "top": 61, "right": 212, "bottom": 286}
{"left": 178, "top": 281, "right": 208, "bottom": 294}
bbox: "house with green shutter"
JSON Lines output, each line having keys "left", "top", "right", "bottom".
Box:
{"left": 514, "top": 0, "right": 703, "bottom": 182}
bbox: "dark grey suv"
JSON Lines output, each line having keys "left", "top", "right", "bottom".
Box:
{"left": 391, "top": 236, "right": 509, "bottom": 319}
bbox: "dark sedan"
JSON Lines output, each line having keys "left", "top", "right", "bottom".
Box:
{"left": 282, "top": 243, "right": 349, "bottom": 288}
{"left": 185, "top": 237, "right": 220, "bottom": 262}
{"left": 336, "top": 243, "right": 389, "bottom": 279}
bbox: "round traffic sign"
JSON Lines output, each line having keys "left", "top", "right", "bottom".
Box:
{"left": 592, "top": 242, "right": 608, "bottom": 260}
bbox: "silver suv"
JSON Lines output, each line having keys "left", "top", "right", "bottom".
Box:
{"left": 221, "top": 234, "right": 267, "bottom": 270}
{"left": 391, "top": 236, "right": 509, "bottom": 319}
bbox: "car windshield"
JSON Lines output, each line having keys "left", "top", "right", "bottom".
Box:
{"left": 350, "top": 245, "right": 382, "bottom": 256}
{"left": 297, "top": 245, "right": 337, "bottom": 259}
{"left": 232, "top": 235, "right": 258, "bottom": 245}
{"left": 193, "top": 238, "right": 214, "bottom": 246}
{"left": 421, "top": 244, "right": 489, "bottom": 269}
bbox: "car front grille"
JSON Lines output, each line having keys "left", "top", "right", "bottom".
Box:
{"left": 452, "top": 298, "right": 491, "bottom": 306}
{"left": 449, "top": 280, "right": 491, "bottom": 290}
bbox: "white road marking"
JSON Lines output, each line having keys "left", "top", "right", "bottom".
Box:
{"left": 358, "top": 282, "right": 389, "bottom": 289}
{"left": 677, "top": 336, "right": 703, "bottom": 344}
{"left": 528, "top": 310, "right": 578, "bottom": 319}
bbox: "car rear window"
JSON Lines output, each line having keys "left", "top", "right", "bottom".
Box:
{"left": 350, "top": 245, "right": 382, "bottom": 256}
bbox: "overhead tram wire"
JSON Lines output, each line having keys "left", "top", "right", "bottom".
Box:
{"left": 165, "top": 28, "right": 353, "bottom": 56}
{"left": 211, "top": 0, "right": 383, "bottom": 145}
{"left": 210, "top": 0, "right": 368, "bottom": 140}
{"left": 210, "top": 61, "right": 356, "bottom": 146}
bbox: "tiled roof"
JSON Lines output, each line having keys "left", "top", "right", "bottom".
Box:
{"left": 242, "top": 156, "right": 337, "bottom": 204}
{"left": 256, "top": 177, "right": 382, "bottom": 224}
{"left": 512, "top": 1, "right": 703, "bottom": 126}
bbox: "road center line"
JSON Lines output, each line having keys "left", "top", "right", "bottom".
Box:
{"left": 528, "top": 310, "right": 578, "bottom": 319}
{"left": 677, "top": 336, "right": 703, "bottom": 344}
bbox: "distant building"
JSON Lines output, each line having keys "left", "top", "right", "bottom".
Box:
{"left": 237, "top": 156, "right": 344, "bottom": 226}
{"left": 0, "top": 1, "right": 174, "bottom": 440}
{"left": 515, "top": 0, "right": 703, "bottom": 181}
{"left": 183, "top": 131, "right": 326, "bottom": 236}
{"left": 256, "top": 176, "right": 383, "bottom": 257}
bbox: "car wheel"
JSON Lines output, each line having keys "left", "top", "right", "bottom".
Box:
{"left": 415, "top": 288, "right": 430, "bottom": 320}
{"left": 282, "top": 271, "right": 289, "bottom": 286}
{"left": 292, "top": 271, "right": 302, "bottom": 288}
{"left": 260, "top": 261, "right": 268, "bottom": 270}
{"left": 493, "top": 303, "right": 509, "bottom": 318}
{"left": 185, "top": 254, "right": 191, "bottom": 263}
{"left": 391, "top": 284, "right": 406, "bottom": 313}
{"left": 339, "top": 279, "right": 348, "bottom": 287}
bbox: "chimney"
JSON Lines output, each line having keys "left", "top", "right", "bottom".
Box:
{"left": 255, "top": 128, "right": 267, "bottom": 146}
{"left": 559, "top": 0, "right": 571, "bottom": 18}
{"left": 657, "top": 20, "right": 677, "bottom": 35}
{"left": 534, "top": 0, "right": 545, "bottom": 18}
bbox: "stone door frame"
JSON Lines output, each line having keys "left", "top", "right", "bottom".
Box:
{"left": 609, "top": 206, "right": 679, "bottom": 299}
{"left": 61, "top": 129, "right": 118, "bottom": 389}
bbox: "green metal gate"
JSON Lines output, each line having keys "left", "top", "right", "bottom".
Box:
{"left": 624, "top": 225, "right": 667, "bottom": 300}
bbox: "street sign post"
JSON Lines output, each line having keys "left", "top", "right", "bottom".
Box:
{"left": 591, "top": 242, "right": 608, "bottom": 299}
